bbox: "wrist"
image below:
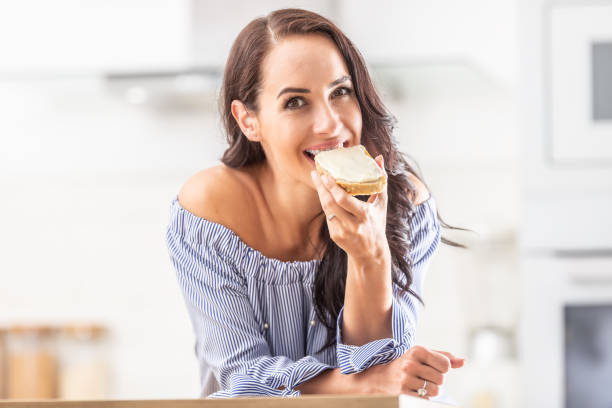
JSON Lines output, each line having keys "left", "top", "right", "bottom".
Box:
{"left": 348, "top": 247, "right": 392, "bottom": 278}
{"left": 352, "top": 365, "right": 380, "bottom": 394}
{"left": 296, "top": 368, "right": 363, "bottom": 394}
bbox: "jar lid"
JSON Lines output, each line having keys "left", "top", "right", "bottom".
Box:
{"left": 7, "top": 325, "right": 57, "bottom": 336}
{"left": 62, "top": 324, "right": 108, "bottom": 340}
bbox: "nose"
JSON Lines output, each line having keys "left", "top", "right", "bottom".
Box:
{"left": 312, "top": 101, "right": 342, "bottom": 137}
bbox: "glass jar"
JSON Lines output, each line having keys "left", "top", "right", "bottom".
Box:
{"left": 0, "top": 327, "right": 6, "bottom": 398}
{"left": 5, "top": 325, "right": 58, "bottom": 399}
{"left": 58, "top": 325, "right": 110, "bottom": 399}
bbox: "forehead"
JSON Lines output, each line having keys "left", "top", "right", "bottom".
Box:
{"left": 261, "top": 34, "right": 350, "bottom": 91}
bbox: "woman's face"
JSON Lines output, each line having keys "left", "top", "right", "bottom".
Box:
{"left": 255, "top": 34, "right": 362, "bottom": 189}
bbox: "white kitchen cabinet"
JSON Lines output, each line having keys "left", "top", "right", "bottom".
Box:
{"left": 548, "top": 4, "right": 612, "bottom": 164}
{"left": 520, "top": 256, "right": 612, "bottom": 408}
{"left": 337, "top": 0, "right": 518, "bottom": 86}
{"left": 519, "top": 2, "right": 612, "bottom": 407}
{"left": 519, "top": 0, "right": 612, "bottom": 196}
{"left": 0, "top": 0, "right": 192, "bottom": 73}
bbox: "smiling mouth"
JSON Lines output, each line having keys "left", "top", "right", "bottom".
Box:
{"left": 303, "top": 140, "right": 349, "bottom": 161}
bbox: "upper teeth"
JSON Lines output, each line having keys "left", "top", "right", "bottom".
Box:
{"left": 306, "top": 142, "right": 343, "bottom": 156}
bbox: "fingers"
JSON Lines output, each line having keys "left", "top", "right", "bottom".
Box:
{"left": 433, "top": 350, "right": 466, "bottom": 368}
{"left": 314, "top": 171, "right": 368, "bottom": 219}
{"left": 403, "top": 376, "right": 440, "bottom": 399}
{"left": 402, "top": 353, "right": 445, "bottom": 386}
{"left": 367, "top": 155, "right": 388, "bottom": 208}
{"left": 400, "top": 346, "right": 464, "bottom": 399}
{"left": 406, "top": 390, "right": 432, "bottom": 400}
{"left": 310, "top": 171, "right": 354, "bottom": 224}
{"left": 414, "top": 362, "right": 446, "bottom": 386}
{"left": 409, "top": 345, "right": 451, "bottom": 374}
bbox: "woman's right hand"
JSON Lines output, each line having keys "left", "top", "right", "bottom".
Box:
{"left": 358, "top": 345, "right": 465, "bottom": 398}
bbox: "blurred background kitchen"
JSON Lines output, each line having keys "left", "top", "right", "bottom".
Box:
{"left": 0, "top": 1, "right": 610, "bottom": 407}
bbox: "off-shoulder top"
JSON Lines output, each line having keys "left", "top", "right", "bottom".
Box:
{"left": 166, "top": 194, "right": 441, "bottom": 397}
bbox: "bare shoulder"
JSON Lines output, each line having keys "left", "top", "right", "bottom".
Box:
{"left": 407, "top": 172, "right": 431, "bottom": 206}
{"left": 177, "top": 165, "right": 255, "bottom": 227}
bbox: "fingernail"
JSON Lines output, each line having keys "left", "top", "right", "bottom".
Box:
{"left": 322, "top": 175, "right": 330, "bottom": 185}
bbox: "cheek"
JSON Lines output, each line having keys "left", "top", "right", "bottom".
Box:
{"left": 273, "top": 114, "right": 311, "bottom": 151}
{"left": 342, "top": 102, "right": 362, "bottom": 135}
{"left": 259, "top": 117, "right": 307, "bottom": 164}
{"left": 354, "top": 110, "right": 363, "bottom": 134}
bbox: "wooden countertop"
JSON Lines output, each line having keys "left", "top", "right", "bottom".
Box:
{"left": 0, "top": 395, "right": 453, "bottom": 408}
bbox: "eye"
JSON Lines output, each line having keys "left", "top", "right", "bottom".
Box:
{"left": 332, "top": 86, "right": 353, "bottom": 98}
{"left": 285, "top": 96, "right": 305, "bottom": 110}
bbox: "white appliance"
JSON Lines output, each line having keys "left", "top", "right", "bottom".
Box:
{"left": 519, "top": 1, "right": 612, "bottom": 407}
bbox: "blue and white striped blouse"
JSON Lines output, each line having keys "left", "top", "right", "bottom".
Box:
{"left": 166, "top": 193, "right": 441, "bottom": 398}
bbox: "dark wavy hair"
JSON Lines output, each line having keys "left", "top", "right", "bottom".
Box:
{"left": 220, "top": 8, "right": 463, "bottom": 351}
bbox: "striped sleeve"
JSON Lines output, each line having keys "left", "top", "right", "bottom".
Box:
{"left": 166, "top": 224, "right": 332, "bottom": 397}
{"left": 335, "top": 197, "right": 441, "bottom": 374}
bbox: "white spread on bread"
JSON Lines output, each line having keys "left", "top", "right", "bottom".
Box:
{"left": 314, "top": 145, "right": 382, "bottom": 183}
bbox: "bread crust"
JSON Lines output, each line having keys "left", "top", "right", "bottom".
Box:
{"left": 314, "top": 146, "right": 386, "bottom": 195}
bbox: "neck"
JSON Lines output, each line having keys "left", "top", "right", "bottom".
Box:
{"left": 255, "top": 160, "right": 326, "bottom": 258}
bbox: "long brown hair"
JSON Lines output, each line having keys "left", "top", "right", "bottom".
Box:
{"left": 220, "top": 8, "right": 463, "bottom": 351}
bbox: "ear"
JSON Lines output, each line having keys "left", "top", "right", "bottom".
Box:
{"left": 231, "top": 100, "right": 260, "bottom": 142}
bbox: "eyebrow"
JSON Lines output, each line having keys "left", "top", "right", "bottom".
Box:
{"left": 276, "top": 75, "right": 351, "bottom": 99}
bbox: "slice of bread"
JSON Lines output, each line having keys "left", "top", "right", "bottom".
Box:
{"left": 314, "top": 144, "right": 386, "bottom": 195}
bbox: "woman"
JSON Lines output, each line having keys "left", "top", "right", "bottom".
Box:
{"left": 166, "top": 8, "right": 464, "bottom": 399}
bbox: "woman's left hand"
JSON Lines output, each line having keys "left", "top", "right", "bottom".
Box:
{"left": 310, "top": 155, "right": 390, "bottom": 267}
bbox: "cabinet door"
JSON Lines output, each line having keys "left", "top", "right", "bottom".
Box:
{"left": 548, "top": 4, "right": 612, "bottom": 165}
{"left": 0, "top": 0, "right": 191, "bottom": 72}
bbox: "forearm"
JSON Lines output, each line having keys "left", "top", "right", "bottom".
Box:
{"left": 342, "top": 250, "right": 394, "bottom": 346}
{"left": 295, "top": 367, "right": 370, "bottom": 394}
